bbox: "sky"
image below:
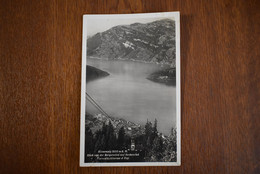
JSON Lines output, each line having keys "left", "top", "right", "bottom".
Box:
{"left": 86, "top": 16, "right": 174, "bottom": 36}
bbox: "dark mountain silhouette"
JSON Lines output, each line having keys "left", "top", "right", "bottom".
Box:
{"left": 86, "top": 65, "right": 109, "bottom": 83}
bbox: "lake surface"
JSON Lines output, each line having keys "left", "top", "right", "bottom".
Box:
{"left": 86, "top": 58, "right": 176, "bottom": 135}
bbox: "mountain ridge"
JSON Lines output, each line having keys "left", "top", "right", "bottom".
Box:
{"left": 87, "top": 19, "right": 176, "bottom": 66}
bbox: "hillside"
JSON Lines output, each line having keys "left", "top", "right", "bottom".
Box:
{"left": 85, "top": 112, "right": 177, "bottom": 162}
{"left": 86, "top": 65, "right": 109, "bottom": 83}
{"left": 86, "top": 113, "right": 144, "bottom": 138}
{"left": 87, "top": 19, "right": 176, "bottom": 66}
{"left": 147, "top": 68, "right": 176, "bottom": 86}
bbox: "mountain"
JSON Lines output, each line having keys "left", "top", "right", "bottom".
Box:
{"left": 87, "top": 19, "right": 176, "bottom": 66}
{"left": 86, "top": 65, "right": 109, "bottom": 83}
{"left": 147, "top": 68, "right": 176, "bottom": 86}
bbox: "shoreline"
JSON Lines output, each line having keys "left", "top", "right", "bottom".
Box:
{"left": 86, "top": 65, "right": 110, "bottom": 83}
{"left": 86, "top": 112, "right": 173, "bottom": 138}
{"left": 87, "top": 56, "right": 174, "bottom": 67}
{"left": 87, "top": 57, "right": 176, "bottom": 86}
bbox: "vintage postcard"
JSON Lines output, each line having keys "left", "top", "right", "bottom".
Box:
{"left": 80, "top": 12, "right": 180, "bottom": 166}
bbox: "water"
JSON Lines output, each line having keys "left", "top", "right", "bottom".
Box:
{"left": 86, "top": 58, "right": 176, "bottom": 135}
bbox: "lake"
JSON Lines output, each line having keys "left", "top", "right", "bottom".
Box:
{"left": 86, "top": 58, "right": 176, "bottom": 135}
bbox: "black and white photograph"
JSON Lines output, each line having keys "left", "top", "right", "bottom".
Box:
{"left": 80, "top": 12, "right": 180, "bottom": 166}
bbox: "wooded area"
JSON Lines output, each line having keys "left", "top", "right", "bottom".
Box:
{"left": 0, "top": 0, "right": 259, "bottom": 173}
{"left": 85, "top": 118, "right": 177, "bottom": 162}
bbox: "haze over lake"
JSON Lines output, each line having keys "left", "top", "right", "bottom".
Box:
{"left": 86, "top": 58, "right": 176, "bottom": 135}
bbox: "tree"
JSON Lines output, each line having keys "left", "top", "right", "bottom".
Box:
{"left": 153, "top": 118, "right": 158, "bottom": 134}
{"left": 85, "top": 126, "right": 94, "bottom": 154}
{"left": 152, "top": 136, "right": 164, "bottom": 160}
{"left": 117, "top": 126, "right": 125, "bottom": 149}
{"left": 170, "top": 127, "right": 177, "bottom": 152}
{"left": 92, "top": 121, "right": 118, "bottom": 152}
{"left": 107, "top": 121, "right": 116, "bottom": 150}
{"left": 145, "top": 120, "right": 153, "bottom": 138}
{"left": 162, "top": 127, "right": 177, "bottom": 162}
{"left": 93, "top": 129, "right": 104, "bottom": 153}
{"left": 150, "top": 118, "right": 158, "bottom": 144}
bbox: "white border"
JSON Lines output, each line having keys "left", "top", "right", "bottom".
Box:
{"left": 80, "top": 12, "right": 180, "bottom": 167}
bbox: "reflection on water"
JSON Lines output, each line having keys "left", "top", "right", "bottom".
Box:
{"left": 86, "top": 58, "right": 176, "bottom": 135}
